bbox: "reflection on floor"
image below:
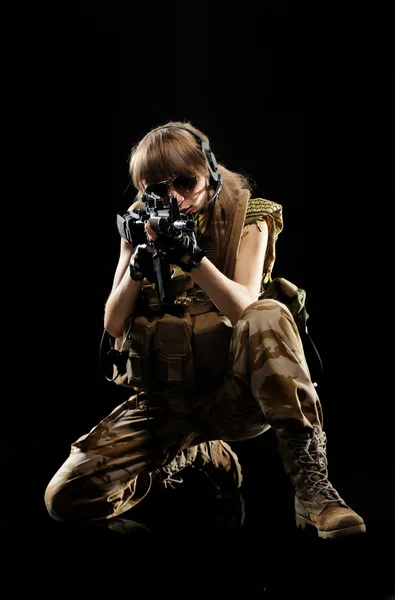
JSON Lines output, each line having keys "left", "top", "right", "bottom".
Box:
{"left": 1, "top": 429, "right": 393, "bottom": 600}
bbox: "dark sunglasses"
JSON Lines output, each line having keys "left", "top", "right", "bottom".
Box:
{"left": 145, "top": 175, "right": 198, "bottom": 198}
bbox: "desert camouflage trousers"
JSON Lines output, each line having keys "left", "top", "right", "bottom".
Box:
{"left": 45, "top": 298, "right": 323, "bottom": 522}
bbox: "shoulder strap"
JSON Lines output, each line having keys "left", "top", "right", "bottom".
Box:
{"left": 222, "top": 189, "right": 251, "bottom": 279}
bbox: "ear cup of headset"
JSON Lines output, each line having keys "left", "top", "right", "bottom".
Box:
{"left": 204, "top": 148, "right": 219, "bottom": 173}
{"left": 158, "top": 124, "right": 222, "bottom": 202}
{"left": 200, "top": 139, "right": 220, "bottom": 183}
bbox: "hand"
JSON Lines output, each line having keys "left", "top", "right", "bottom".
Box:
{"left": 129, "top": 244, "right": 156, "bottom": 282}
{"left": 153, "top": 231, "right": 206, "bottom": 272}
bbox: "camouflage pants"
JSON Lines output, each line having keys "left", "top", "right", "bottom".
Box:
{"left": 45, "top": 298, "right": 322, "bottom": 522}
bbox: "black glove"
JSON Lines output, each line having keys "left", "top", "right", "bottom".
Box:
{"left": 153, "top": 232, "right": 206, "bottom": 272}
{"left": 129, "top": 244, "right": 157, "bottom": 282}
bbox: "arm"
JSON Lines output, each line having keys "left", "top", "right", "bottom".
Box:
{"left": 191, "top": 220, "right": 268, "bottom": 325}
{"left": 104, "top": 238, "right": 144, "bottom": 338}
{"left": 145, "top": 218, "right": 268, "bottom": 326}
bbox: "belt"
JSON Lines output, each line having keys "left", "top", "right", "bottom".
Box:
{"left": 174, "top": 287, "right": 211, "bottom": 305}
{"left": 141, "top": 283, "right": 211, "bottom": 310}
{"left": 186, "top": 287, "right": 210, "bottom": 302}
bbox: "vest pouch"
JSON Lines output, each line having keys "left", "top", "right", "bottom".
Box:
{"left": 261, "top": 277, "right": 309, "bottom": 334}
{"left": 192, "top": 311, "right": 233, "bottom": 394}
{"left": 153, "top": 313, "right": 195, "bottom": 391}
{"left": 113, "top": 315, "right": 158, "bottom": 389}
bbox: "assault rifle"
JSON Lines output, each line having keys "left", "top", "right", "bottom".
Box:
{"left": 117, "top": 193, "right": 196, "bottom": 305}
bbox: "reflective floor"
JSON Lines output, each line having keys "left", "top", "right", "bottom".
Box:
{"left": 1, "top": 423, "right": 393, "bottom": 600}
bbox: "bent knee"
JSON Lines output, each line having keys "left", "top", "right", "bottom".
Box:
{"left": 44, "top": 481, "right": 67, "bottom": 522}
{"left": 44, "top": 475, "right": 80, "bottom": 522}
{"left": 239, "top": 298, "right": 292, "bottom": 323}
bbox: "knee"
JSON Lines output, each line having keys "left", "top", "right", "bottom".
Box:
{"left": 239, "top": 298, "right": 291, "bottom": 324}
{"left": 44, "top": 482, "right": 63, "bottom": 522}
{"left": 44, "top": 476, "right": 73, "bottom": 522}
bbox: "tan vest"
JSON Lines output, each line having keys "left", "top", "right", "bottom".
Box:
{"left": 112, "top": 190, "right": 251, "bottom": 393}
{"left": 111, "top": 191, "right": 313, "bottom": 393}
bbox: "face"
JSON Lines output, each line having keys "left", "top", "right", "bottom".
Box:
{"left": 143, "top": 174, "right": 209, "bottom": 215}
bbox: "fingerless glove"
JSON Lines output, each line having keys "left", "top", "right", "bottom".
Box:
{"left": 129, "top": 244, "right": 157, "bottom": 282}
{"left": 153, "top": 232, "right": 206, "bottom": 272}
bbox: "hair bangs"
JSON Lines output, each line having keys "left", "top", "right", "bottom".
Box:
{"left": 130, "top": 127, "right": 207, "bottom": 191}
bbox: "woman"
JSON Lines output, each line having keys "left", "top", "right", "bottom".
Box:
{"left": 45, "top": 121, "right": 365, "bottom": 539}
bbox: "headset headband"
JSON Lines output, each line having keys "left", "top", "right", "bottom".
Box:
{"left": 157, "top": 124, "right": 223, "bottom": 213}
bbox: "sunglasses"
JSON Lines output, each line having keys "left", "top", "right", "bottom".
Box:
{"left": 145, "top": 175, "right": 198, "bottom": 198}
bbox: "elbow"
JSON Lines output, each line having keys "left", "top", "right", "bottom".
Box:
{"left": 245, "top": 285, "right": 261, "bottom": 305}
{"left": 230, "top": 294, "right": 259, "bottom": 326}
{"left": 105, "top": 323, "right": 124, "bottom": 339}
{"left": 104, "top": 314, "right": 125, "bottom": 339}
{"left": 105, "top": 325, "right": 124, "bottom": 339}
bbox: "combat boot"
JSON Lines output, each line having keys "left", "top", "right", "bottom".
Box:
{"left": 151, "top": 440, "right": 245, "bottom": 531}
{"left": 156, "top": 440, "right": 243, "bottom": 493}
{"left": 277, "top": 426, "right": 366, "bottom": 539}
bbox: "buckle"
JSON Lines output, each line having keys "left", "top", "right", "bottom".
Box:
{"left": 194, "top": 289, "right": 207, "bottom": 302}
{"left": 141, "top": 282, "right": 161, "bottom": 311}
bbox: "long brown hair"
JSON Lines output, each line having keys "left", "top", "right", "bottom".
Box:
{"left": 128, "top": 121, "right": 254, "bottom": 269}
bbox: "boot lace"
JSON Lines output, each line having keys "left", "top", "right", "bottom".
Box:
{"left": 288, "top": 435, "right": 342, "bottom": 504}
{"left": 158, "top": 450, "right": 196, "bottom": 490}
{"left": 160, "top": 466, "right": 184, "bottom": 490}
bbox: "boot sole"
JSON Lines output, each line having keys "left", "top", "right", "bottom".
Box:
{"left": 296, "top": 514, "right": 367, "bottom": 539}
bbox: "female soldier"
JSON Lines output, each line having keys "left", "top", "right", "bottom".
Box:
{"left": 45, "top": 121, "right": 365, "bottom": 540}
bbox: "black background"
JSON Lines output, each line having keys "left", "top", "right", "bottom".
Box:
{"left": 1, "top": 1, "right": 394, "bottom": 597}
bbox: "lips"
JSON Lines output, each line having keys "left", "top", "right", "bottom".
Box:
{"left": 178, "top": 201, "right": 195, "bottom": 214}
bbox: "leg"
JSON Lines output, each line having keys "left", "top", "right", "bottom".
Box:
{"left": 205, "top": 298, "right": 365, "bottom": 538}
{"left": 44, "top": 394, "right": 203, "bottom": 522}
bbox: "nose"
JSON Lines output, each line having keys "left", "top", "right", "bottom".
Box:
{"left": 166, "top": 182, "right": 178, "bottom": 195}
{"left": 165, "top": 184, "right": 184, "bottom": 203}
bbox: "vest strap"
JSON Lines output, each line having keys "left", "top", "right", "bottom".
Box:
{"left": 222, "top": 189, "right": 250, "bottom": 279}
{"left": 141, "top": 282, "right": 161, "bottom": 311}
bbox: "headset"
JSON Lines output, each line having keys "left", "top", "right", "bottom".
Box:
{"left": 155, "top": 124, "right": 223, "bottom": 214}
